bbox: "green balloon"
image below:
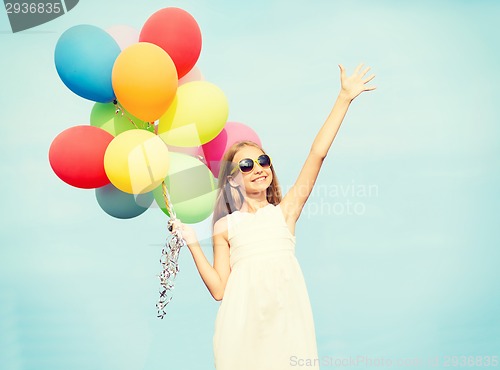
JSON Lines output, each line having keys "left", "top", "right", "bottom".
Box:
{"left": 153, "top": 152, "right": 218, "bottom": 224}
{"left": 90, "top": 102, "right": 155, "bottom": 136}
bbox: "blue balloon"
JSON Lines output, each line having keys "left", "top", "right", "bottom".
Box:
{"left": 95, "top": 183, "right": 154, "bottom": 219}
{"left": 55, "top": 24, "right": 121, "bottom": 103}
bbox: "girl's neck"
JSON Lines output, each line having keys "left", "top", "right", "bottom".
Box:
{"left": 241, "top": 198, "right": 270, "bottom": 213}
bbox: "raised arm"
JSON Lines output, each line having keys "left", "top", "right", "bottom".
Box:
{"left": 281, "top": 63, "right": 376, "bottom": 223}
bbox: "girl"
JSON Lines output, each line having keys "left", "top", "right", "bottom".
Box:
{"left": 175, "top": 63, "right": 375, "bottom": 370}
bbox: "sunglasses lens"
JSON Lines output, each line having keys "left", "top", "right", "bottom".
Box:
{"left": 258, "top": 154, "right": 271, "bottom": 168}
{"left": 239, "top": 159, "right": 254, "bottom": 173}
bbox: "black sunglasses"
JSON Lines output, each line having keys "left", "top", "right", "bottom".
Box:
{"left": 230, "top": 154, "right": 272, "bottom": 174}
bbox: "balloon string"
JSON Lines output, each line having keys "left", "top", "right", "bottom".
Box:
{"left": 162, "top": 180, "right": 176, "bottom": 219}
{"left": 156, "top": 180, "right": 185, "bottom": 319}
{"left": 113, "top": 100, "right": 139, "bottom": 130}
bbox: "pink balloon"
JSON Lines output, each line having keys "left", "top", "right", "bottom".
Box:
{"left": 106, "top": 25, "right": 140, "bottom": 50}
{"left": 200, "top": 122, "right": 262, "bottom": 178}
{"left": 178, "top": 66, "right": 204, "bottom": 86}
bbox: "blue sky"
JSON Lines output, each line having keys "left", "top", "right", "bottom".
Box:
{"left": 1, "top": 1, "right": 499, "bottom": 369}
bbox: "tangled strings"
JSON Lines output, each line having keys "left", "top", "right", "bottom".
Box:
{"left": 113, "top": 99, "right": 154, "bottom": 131}
{"left": 156, "top": 181, "right": 186, "bottom": 319}
{"left": 156, "top": 219, "right": 185, "bottom": 319}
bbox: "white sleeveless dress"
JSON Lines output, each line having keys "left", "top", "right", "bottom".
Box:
{"left": 213, "top": 203, "right": 319, "bottom": 370}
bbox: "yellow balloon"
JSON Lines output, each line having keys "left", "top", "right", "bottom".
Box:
{"left": 158, "top": 81, "right": 229, "bottom": 147}
{"left": 104, "top": 130, "right": 169, "bottom": 194}
{"left": 112, "top": 42, "right": 178, "bottom": 122}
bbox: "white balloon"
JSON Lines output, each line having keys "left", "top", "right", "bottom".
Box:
{"left": 179, "top": 66, "right": 204, "bottom": 86}
{"left": 106, "top": 25, "right": 139, "bottom": 50}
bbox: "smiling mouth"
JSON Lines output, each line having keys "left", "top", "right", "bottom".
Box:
{"left": 252, "top": 176, "right": 267, "bottom": 182}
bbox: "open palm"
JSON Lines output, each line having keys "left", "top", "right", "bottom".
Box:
{"left": 339, "top": 63, "right": 376, "bottom": 101}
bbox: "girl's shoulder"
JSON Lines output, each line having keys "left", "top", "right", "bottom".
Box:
{"left": 213, "top": 215, "right": 229, "bottom": 239}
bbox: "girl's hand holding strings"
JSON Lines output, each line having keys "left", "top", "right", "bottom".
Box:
{"left": 338, "top": 63, "right": 376, "bottom": 102}
{"left": 169, "top": 219, "right": 199, "bottom": 247}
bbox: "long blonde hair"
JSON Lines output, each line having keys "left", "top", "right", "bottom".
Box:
{"left": 212, "top": 141, "right": 282, "bottom": 228}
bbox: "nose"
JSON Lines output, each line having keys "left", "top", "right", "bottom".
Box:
{"left": 253, "top": 166, "right": 263, "bottom": 174}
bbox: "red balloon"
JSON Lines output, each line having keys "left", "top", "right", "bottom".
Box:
{"left": 49, "top": 125, "right": 114, "bottom": 189}
{"left": 139, "top": 7, "right": 202, "bottom": 79}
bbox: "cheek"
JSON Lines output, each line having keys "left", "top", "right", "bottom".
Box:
{"left": 234, "top": 174, "right": 249, "bottom": 187}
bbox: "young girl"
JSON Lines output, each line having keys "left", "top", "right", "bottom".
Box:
{"left": 175, "top": 63, "right": 375, "bottom": 370}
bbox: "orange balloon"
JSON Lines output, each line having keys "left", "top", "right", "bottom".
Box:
{"left": 112, "top": 42, "right": 178, "bottom": 122}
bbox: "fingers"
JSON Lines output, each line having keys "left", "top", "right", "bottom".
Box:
{"left": 340, "top": 63, "right": 373, "bottom": 78}
{"left": 363, "top": 74, "right": 376, "bottom": 83}
{"left": 338, "top": 64, "right": 346, "bottom": 79}
{"left": 363, "top": 72, "right": 376, "bottom": 91}
{"left": 169, "top": 219, "right": 183, "bottom": 232}
{"left": 354, "top": 63, "right": 364, "bottom": 74}
{"left": 339, "top": 62, "right": 376, "bottom": 95}
{"left": 360, "top": 66, "right": 371, "bottom": 78}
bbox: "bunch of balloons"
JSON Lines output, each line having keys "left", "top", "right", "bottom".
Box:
{"left": 48, "top": 7, "right": 261, "bottom": 223}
